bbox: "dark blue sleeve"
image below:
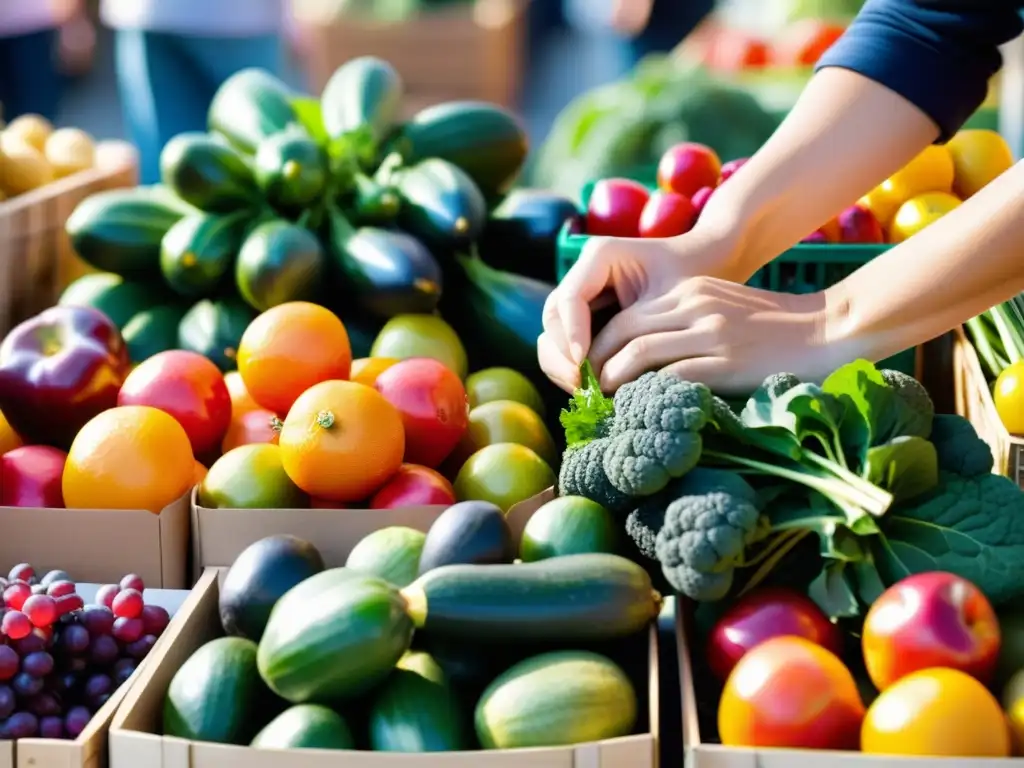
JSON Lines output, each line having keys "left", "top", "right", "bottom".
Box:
{"left": 816, "top": 0, "right": 1024, "bottom": 140}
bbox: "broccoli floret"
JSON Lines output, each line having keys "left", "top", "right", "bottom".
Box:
{"left": 927, "top": 413, "right": 993, "bottom": 478}
{"left": 881, "top": 368, "right": 934, "bottom": 439}
{"left": 653, "top": 468, "right": 763, "bottom": 602}
{"left": 758, "top": 372, "right": 801, "bottom": 400}
{"left": 710, "top": 394, "right": 744, "bottom": 437}
{"left": 558, "top": 438, "right": 632, "bottom": 513}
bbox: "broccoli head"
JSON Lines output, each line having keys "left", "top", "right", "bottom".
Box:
{"left": 558, "top": 438, "right": 632, "bottom": 513}
{"left": 928, "top": 413, "right": 993, "bottom": 478}
{"left": 758, "top": 372, "right": 802, "bottom": 400}
{"left": 653, "top": 468, "right": 763, "bottom": 602}
{"left": 880, "top": 368, "right": 934, "bottom": 439}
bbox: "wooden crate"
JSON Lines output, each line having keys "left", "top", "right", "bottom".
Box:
{"left": 953, "top": 324, "right": 1024, "bottom": 486}
{"left": 298, "top": 0, "right": 527, "bottom": 110}
{"left": 0, "top": 141, "right": 137, "bottom": 337}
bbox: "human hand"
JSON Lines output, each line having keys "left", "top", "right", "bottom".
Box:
{"left": 611, "top": 0, "right": 654, "bottom": 34}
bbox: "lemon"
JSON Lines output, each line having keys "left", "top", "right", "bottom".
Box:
{"left": 888, "top": 191, "right": 961, "bottom": 243}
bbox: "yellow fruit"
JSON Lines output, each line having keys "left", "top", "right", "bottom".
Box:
{"left": 4, "top": 114, "right": 53, "bottom": 152}
{"left": 858, "top": 180, "right": 905, "bottom": 228}
{"left": 994, "top": 360, "right": 1024, "bottom": 435}
{"left": 885, "top": 144, "right": 955, "bottom": 201}
{"left": 947, "top": 129, "right": 1014, "bottom": 199}
{"left": 0, "top": 136, "right": 54, "bottom": 195}
{"left": 888, "top": 191, "right": 961, "bottom": 243}
{"left": 44, "top": 128, "right": 95, "bottom": 178}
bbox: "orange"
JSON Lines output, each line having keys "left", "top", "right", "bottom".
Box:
{"left": 858, "top": 180, "right": 905, "bottom": 229}
{"left": 278, "top": 380, "right": 404, "bottom": 502}
{"left": 0, "top": 409, "right": 22, "bottom": 457}
{"left": 224, "top": 371, "right": 260, "bottom": 418}
{"left": 862, "top": 667, "right": 1010, "bottom": 757}
{"left": 222, "top": 408, "right": 281, "bottom": 454}
{"left": 350, "top": 357, "right": 400, "bottom": 388}
{"left": 947, "top": 129, "right": 1013, "bottom": 199}
{"left": 237, "top": 302, "right": 352, "bottom": 416}
{"left": 888, "top": 191, "right": 961, "bottom": 243}
{"left": 193, "top": 460, "right": 208, "bottom": 485}
{"left": 63, "top": 405, "right": 195, "bottom": 513}
{"left": 886, "top": 145, "right": 955, "bottom": 200}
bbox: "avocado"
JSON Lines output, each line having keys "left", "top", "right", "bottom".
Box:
{"left": 417, "top": 500, "right": 515, "bottom": 575}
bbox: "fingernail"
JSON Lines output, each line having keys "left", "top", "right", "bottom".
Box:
{"left": 570, "top": 342, "right": 585, "bottom": 364}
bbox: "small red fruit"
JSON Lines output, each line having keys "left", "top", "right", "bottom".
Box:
{"left": 690, "top": 186, "right": 715, "bottom": 218}
{"left": 638, "top": 191, "right": 698, "bottom": 238}
{"left": 2, "top": 582, "right": 30, "bottom": 611}
{"left": 119, "top": 574, "right": 145, "bottom": 593}
{"left": 46, "top": 581, "right": 76, "bottom": 598}
{"left": 7, "top": 565, "right": 33, "bottom": 583}
{"left": 112, "top": 617, "right": 145, "bottom": 644}
{"left": 370, "top": 464, "right": 457, "bottom": 509}
{"left": 0, "top": 446, "right": 67, "bottom": 508}
{"left": 837, "top": 204, "right": 885, "bottom": 244}
{"left": 54, "top": 594, "right": 83, "bottom": 617}
{"left": 140, "top": 604, "right": 170, "bottom": 636}
{"left": 657, "top": 143, "right": 722, "bottom": 198}
{"left": 2, "top": 611, "right": 31, "bottom": 640}
{"left": 585, "top": 178, "right": 650, "bottom": 237}
{"left": 95, "top": 584, "right": 119, "bottom": 609}
{"left": 21, "top": 595, "right": 56, "bottom": 628}
{"left": 112, "top": 589, "right": 143, "bottom": 620}
{"left": 720, "top": 158, "right": 749, "bottom": 183}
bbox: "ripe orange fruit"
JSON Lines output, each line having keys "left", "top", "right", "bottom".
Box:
{"left": 947, "top": 129, "right": 1013, "bottom": 199}
{"left": 350, "top": 357, "right": 400, "bottom": 388}
{"left": 858, "top": 180, "right": 904, "bottom": 229}
{"left": 63, "top": 406, "right": 195, "bottom": 513}
{"left": 237, "top": 302, "right": 352, "bottom": 416}
{"left": 224, "top": 371, "right": 260, "bottom": 417}
{"left": 888, "top": 191, "right": 961, "bottom": 243}
{"left": 221, "top": 408, "right": 280, "bottom": 454}
{"left": 0, "top": 410, "right": 22, "bottom": 457}
{"left": 193, "top": 461, "right": 208, "bottom": 485}
{"left": 886, "top": 144, "right": 955, "bottom": 200}
{"left": 278, "top": 380, "right": 404, "bottom": 502}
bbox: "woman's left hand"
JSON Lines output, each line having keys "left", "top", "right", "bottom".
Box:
{"left": 588, "top": 277, "right": 853, "bottom": 395}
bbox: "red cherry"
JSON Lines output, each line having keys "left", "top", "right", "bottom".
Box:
{"left": 46, "top": 581, "right": 76, "bottom": 598}
{"left": 95, "top": 585, "right": 119, "bottom": 609}
{"left": 21, "top": 595, "right": 56, "bottom": 628}
{"left": 112, "top": 589, "right": 143, "bottom": 620}
{"left": 119, "top": 574, "right": 145, "bottom": 593}
{"left": 2, "top": 611, "right": 31, "bottom": 640}
{"left": 3, "top": 583, "right": 30, "bottom": 612}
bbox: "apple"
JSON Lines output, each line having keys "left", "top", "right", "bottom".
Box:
{"left": 638, "top": 191, "right": 698, "bottom": 237}
{"left": 706, "top": 587, "right": 843, "bottom": 683}
{"left": 657, "top": 142, "right": 721, "bottom": 199}
{"left": 837, "top": 204, "right": 885, "bottom": 244}
{"left": 586, "top": 178, "right": 650, "bottom": 237}
{"left": 370, "top": 464, "right": 456, "bottom": 509}
{"left": 862, "top": 571, "right": 1000, "bottom": 691}
{"left": 0, "top": 445, "right": 67, "bottom": 508}
{"left": 720, "top": 158, "right": 749, "bottom": 183}
{"left": 801, "top": 216, "right": 841, "bottom": 244}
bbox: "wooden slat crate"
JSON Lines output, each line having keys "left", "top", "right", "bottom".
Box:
{"left": 953, "top": 324, "right": 1024, "bottom": 486}
{"left": 297, "top": 0, "right": 527, "bottom": 110}
{"left": 0, "top": 140, "right": 138, "bottom": 337}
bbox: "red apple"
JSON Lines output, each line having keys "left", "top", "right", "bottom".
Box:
{"left": 837, "top": 204, "right": 885, "bottom": 244}
{"left": 707, "top": 587, "right": 843, "bottom": 683}
{"left": 802, "top": 216, "right": 841, "bottom": 244}
{"left": 638, "top": 191, "right": 698, "bottom": 237}
{"left": 690, "top": 186, "right": 715, "bottom": 218}
{"left": 586, "top": 178, "right": 650, "bottom": 237}
{"left": 657, "top": 143, "right": 722, "bottom": 199}
{"left": 0, "top": 445, "right": 67, "bottom": 508}
{"left": 862, "top": 572, "right": 1000, "bottom": 691}
{"left": 370, "top": 464, "right": 456, "bottom": 509}
{"left": 720, "top": 158, "right": 749, "bottom": 183}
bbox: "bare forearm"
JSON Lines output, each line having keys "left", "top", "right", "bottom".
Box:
{"left": 825, "top": 160, "right": 1024, "bottom": 362}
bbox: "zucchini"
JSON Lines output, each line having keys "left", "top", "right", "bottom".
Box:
{"left": 346, "top": 527, "right": 426, "bottom": 588}
{"left": 58, "top": 272, "right": 169, "bottom": 329}
{"left": 160, "top": 133, "right": 261, "bottom": 213}
{"left": 351, "top": 173, "right": 400, "bottom": 225}
{"left": 398, "top": 101, "right": 528, "bottom": 198}
{"left": 236, "top": 220, "right": 326, "bottom": 311}
{"left": 209, "top": 68, "right": 297, "bottom": 155}
{"left": 321, "top": 56, "right": 403, "bottom": 166}
{"left": 178, "top": 296, "right": 257, "bottom": 372}
{"left": 393, "top": 158, "right": 487, "bottom": 252}
{"left": 250, "top": 705, "right": 354, "bottom": 750}
{"left": 257, "top": 569, "right": 415, "bottom": 703}
{"left": 401, "top": 553, "right": 660, "bottom": 642}
{"left": 254, "top": 128, "right": 328, "bottom": 210}
{"left": 65, "top": 186, "right": 194, "bottom": 278}
{"left": 123, "top": 303, "right": 189, "bottom": 363}
{"left": 479, "top": 189, "right": 577, "bottom": 281}
{"left": 160, "top": 211, "right": 250, "bottom": 297}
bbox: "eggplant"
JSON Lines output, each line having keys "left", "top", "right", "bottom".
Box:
{"left": 479, "top": 189, "right": 578, "bottom": 281}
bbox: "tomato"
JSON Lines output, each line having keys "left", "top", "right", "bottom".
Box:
{"left": 118, "top": 350, "right": 232, "bottom": 459}
{"left": 0, "top": 446, "right": 67, "bottom": 508}
{"left": 370, "top": 464, "right": 456, "bottom": 509}
{"left": 221, "top": 408, "right": 280, "bottom": 454}
{"left": 706, "top": 32, "right": 769, "bottom": 72}
{"left": 657, "top": 143, "right": 721, "bottom": 199}
{"left": 374, "top": 358, "right": 469, "bottom": 468}
{"left": 638, "top": 191, "right": 698, "bottom": 238}
{"left": 719, "top": 636, "right": 864, "bottom": 750}
{"left": 585, "top": 178, "right": 650, "bottom": 237}
{"left": 862, "top": 668, "right": 1010, "bottom": 757}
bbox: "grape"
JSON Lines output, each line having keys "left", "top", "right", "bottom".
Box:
{"left": 119, "top": 574, "right": 145, "bottom": 593}
{"left": 79, "top": 606, "right": 114, "bottom": 636}
{"left": 112, "top": 617, "right": 144, "bottom": 644}
{"left": 63, "top": 656, "right": 87, "bottom": 673}
{"left": 39, "top": 715, "right": 64, "bottom": 739}
{"left": 3, "top": 582, "right": 31, "bottom": 611}
{"left": 46, "top": 581, "right": 76, "bottom": 598}
{"left": 112, "top": 659, "right": 136, "bottom": 687}
{"left": 22, "top": 651, "right": 54, "bottom": 678}
{"left": 3, "top": 610, "right": 32, "bottom": 640}
{"left": 54, "top": 672, "right": 78, "bottom": 693}
{"left": 64, "top": 706, "right": 91, "bottom": 738}
{"left": 140, "top": 605, "right": 170, "bottom": 636}
{"left": 13, "top": 671, "right": 44, "bottom": 697}
{"left": 89, "top": 635, "right": 118, "bottom": 666}
{"left": 0, "top": 645, "right": 18, "bottom": 681}
{"left": 94, "top": 585, "right": 119, "bottom": 610}
{"left": 60, "top": 624, "right": 90, "bottom": 655}
{"left": 4, "top": 711, "right": 39, "bottom": 738}
{"left": 14, "top": 629, "right": 47, "bottom": 656}
{"left": 84, "top": 673, "right": 112, "bottom": 703}
{"left": 55, "top": 594, "right": 84, "bottom": 617}
{"left": 92, "top": 693, "right": 110, "bottom": 709}
{"left": 111, "top": 590, "right": 143, "bottom": 620}
{"left": 125, "top": 634, "right": 158, "bottom": 660}
{"left": 40, "top": 570, "right": 70, "bottom": 588}
{"left": 8, "top": 564, "right": 34, "bottom": 583}
{"left": 30, "top": 584, "right": 47, "bottom": 596}
{"left": 23, "top": 595, "right": 57, "bottom": 628}
{"left": 0, "top": 685, "right": 14, "bottom": 719}
{"left": 28, "top": 692, "right": 61, "bottom": 717}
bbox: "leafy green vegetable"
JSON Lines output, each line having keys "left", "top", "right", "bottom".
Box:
{"left": 559, "top": 361, "right": 614, "bottom": 448}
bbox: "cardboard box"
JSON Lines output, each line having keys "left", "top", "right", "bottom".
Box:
{"left": 0, "top": 492, "right": 191, "bottom": 590}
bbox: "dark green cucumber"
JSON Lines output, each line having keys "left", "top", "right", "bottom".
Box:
{"left": 393, "top": 158, "right": 486, "bottom": 252}
{"left": 254, "top": 128, "right": 328, "bottom": 209}
{"left": 236, "top": 220, "right": 326, "bottom": 311}
{"left": 398, "top": 101, "right": 528, "bottom": 197}
{"left": 346, "top": 527, "right": 426, "bottom": 588}
{"left": 321, "top": 56, "right": 403, "bottom": 166}
{"left": 122, "top": 303, "right": 189, "bottom": 363}
{"left": 351, "top": 173, "right": 400, "bottom": 224}
{"left": 58, "top": 272, "right": 169, "bottom": 329}
{"left": 257, "top": 569, "right": 415, "bottom": 703}
{"left": 402, "top": 553, "right": 660, "bottom": 642}
{"left": 250, "top": 705, "right": 354, "bottom": 750}
{"left": 160, "top": 211, "right": 250, "bottom": 297}
{"left": 209, "top": 68, "right": 298, "bottom": 155}
{"left": 160, "top": 133, "right": 261, "bottom": 213}
{"left": 479, "top": 189, "right": 577, "bottom": 281}
{"left": 178, "top": 296, "right": 257, "bottom": 372}
{"left": 65, "top": 186, "right": 195, "bottom": 278}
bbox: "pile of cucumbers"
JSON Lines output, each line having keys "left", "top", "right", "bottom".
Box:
{"left": 165, "top": 501, "right": 659, "bottom": 752}
{"left": 59, "top": 58, "right": 571, "bottom": 382}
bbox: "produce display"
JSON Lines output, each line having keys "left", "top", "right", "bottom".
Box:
{"left": 0, "top": 566, "right": 170, "bottom": 740}
{"left": 0, "top": 115, "right": 101, "bottom": 200}
{"left": 685, "top": 18, "right": 848, "bottom": 73}
{"left": 965, "top": 291, "right": 1024, "bottom": 436}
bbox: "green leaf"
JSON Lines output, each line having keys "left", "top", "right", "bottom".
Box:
{"left": 863, "top": 436, "right": 939, "bottom": 502}
{"left": 851, "top": 554, "right": 888, "bottom": 606}
{"left": 809, "top": 561, "right": 860, "bottom": 619}
{"left": 820, "top": 526, "right": 867, "bottom": 562}
{"left": 559, "top": 361, "right": 615, "bottom": 448}
{"left": 291, "top": 97, "right": 329, "bottom": 147}
{"left": 822, "top": 359, "right": 890, "bottom": 464}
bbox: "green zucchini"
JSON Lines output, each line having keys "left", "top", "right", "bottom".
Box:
{"left": 178, "top": 296, "right": 257, "bottom": 372}
{"left": 250, "top": 705, "right": 354, "bottom": 750}
{"left": 401, "top": 553, "right": 660, "bottom": 642}
{"left": 475, "top": 651, "right": 637, "bottom": 749}
{"left": 209, "top": 68, "right": 298, "bottom": 155}
{"left": 58, "top": 273, "right": 169, "bottom": 329}
{"left": 351, "top": 173, "right": 401, "bottom": 224}
{"left": 346, "top": 527, "right": 426, "bottom": 588}
{"left": 236, "top": 220, "right": 326, "bottom": 311}
{"left": 398, "top": 101, "right": 528, "bottom": 198}
{"left": 393, "top": 158, "right": 487, "bottom": 252}
{"left": 254, "top": 128, "right": 329, "bottom": 210}
{"left": 123, "top": 303, "right": 189, "bottom": 363}
{"left": 160, "top": 211, "right": 250, "bottom": 297}
{"left": 257, "top": 569, "right": 415, "bottom": 703}
{"left": 321, "top": 56, "right": 403, "bottom": 166}
{"left": 160, "top": 133, "right": 261, "bottom": 213}
{"left": 65, "top": 186, "right": 195, "bottom": 278}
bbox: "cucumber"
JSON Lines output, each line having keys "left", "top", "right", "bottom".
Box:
{"left": 479, "top": 189, "right": 577, "bottom": 281}
{"left": 236, "top": 220, "right": 326, "bottom": 311}
{"left": 66, "top": 186, "right": 195, "bottom": 278}
{"left": 257, "top": 569, "right": 415, "bottom": 703}
{"left": 401, "top": 553, "right": 660, "bottom": 642}
{"left": 160, "top": 133, "right": 261, "bottom": 213}
{"left": 255, "top": 128, "right": 328, "bottom": 210}
{"left": 393, "top": 158, "right": 487, "bottom": 252}
{"left": 160, "top": 211, "right": 250, "bottom": 297}
{"left": 209, "top": 69, "right": 298, "bottom": 155}
{"left": 122, "top": 303, "right": 189, "bottom": 363}
{"left": 251, "top": 705, "right": 354, "bottom": 750}
{"left": 321, "top": 56, "right": 403, "bottom": 166}
{"left": 346, "top": 527, "right": 426, "bottom": 587}
{"left": 398, "top": 101, "right": 528, "bottom": 198}
{"left": 178, "top": 296, "right": 257, "bottom": 372}
{"left": 474, "top": 651, "right": 637, "bottom": 749}
{"left": 520, "top": 496, "right": 619, "bottom": 562}
{"left": 351, "top": 173, "right": 400, "bottom": 224}
{"left": 58, "top": 272, "right": 169, "bottom": 329}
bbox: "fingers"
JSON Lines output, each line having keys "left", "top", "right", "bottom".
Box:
{"left": 599, "top": 328, "right": 718, "bottom": 392}
{"left": 661, "top": 357, "right": 734, "bottom": 391}
{"left": 589, "top": 294, "right": 678, "bottom": 372}
{"left": 555, "top": 238, "right": 622, "bottom": 363}
{"left": 537, "top": 332, "right": 580, "bottom": 394}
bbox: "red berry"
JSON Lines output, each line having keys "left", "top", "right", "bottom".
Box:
{"left": 2, "top": 611, "right": 31, "bottom": 640}
{"left": 112, "top": 617, "right": 144, "bottom": 644}
{"left": 95, "top": 585, "right": 119, "bottom": 609}
{"left": 7, "top": 565, "right": 33, "bottom": 584}
{"left": 22, "top": 595, "right": 56, "bottom": 628}
{"left": 111, "top": 589, "right": 143, "bottom": 620}
{"left": 140, "top": 605, "right": 170, "bottom": 636}
{"left": 46, "top": 581, "right": 76, "bottom": 598}
{"left": 3, "top": 583, "right": 31, "bottom": 611}
{"left": 54, "top": 594, "right": 84, "bottom": 617}
{"left": 119, "top": 574, "right": 145, "bottom": 593}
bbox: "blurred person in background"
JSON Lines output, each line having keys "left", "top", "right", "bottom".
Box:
{"left": 100, "top": 0, "right": 287, "bottom": 183}
{"left": 612, "top": 0, "right": 715, "bottom": 66}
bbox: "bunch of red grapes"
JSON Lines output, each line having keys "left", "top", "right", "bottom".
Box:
{"left": 0, "top": 564, "right": 170, "bottom": 740}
